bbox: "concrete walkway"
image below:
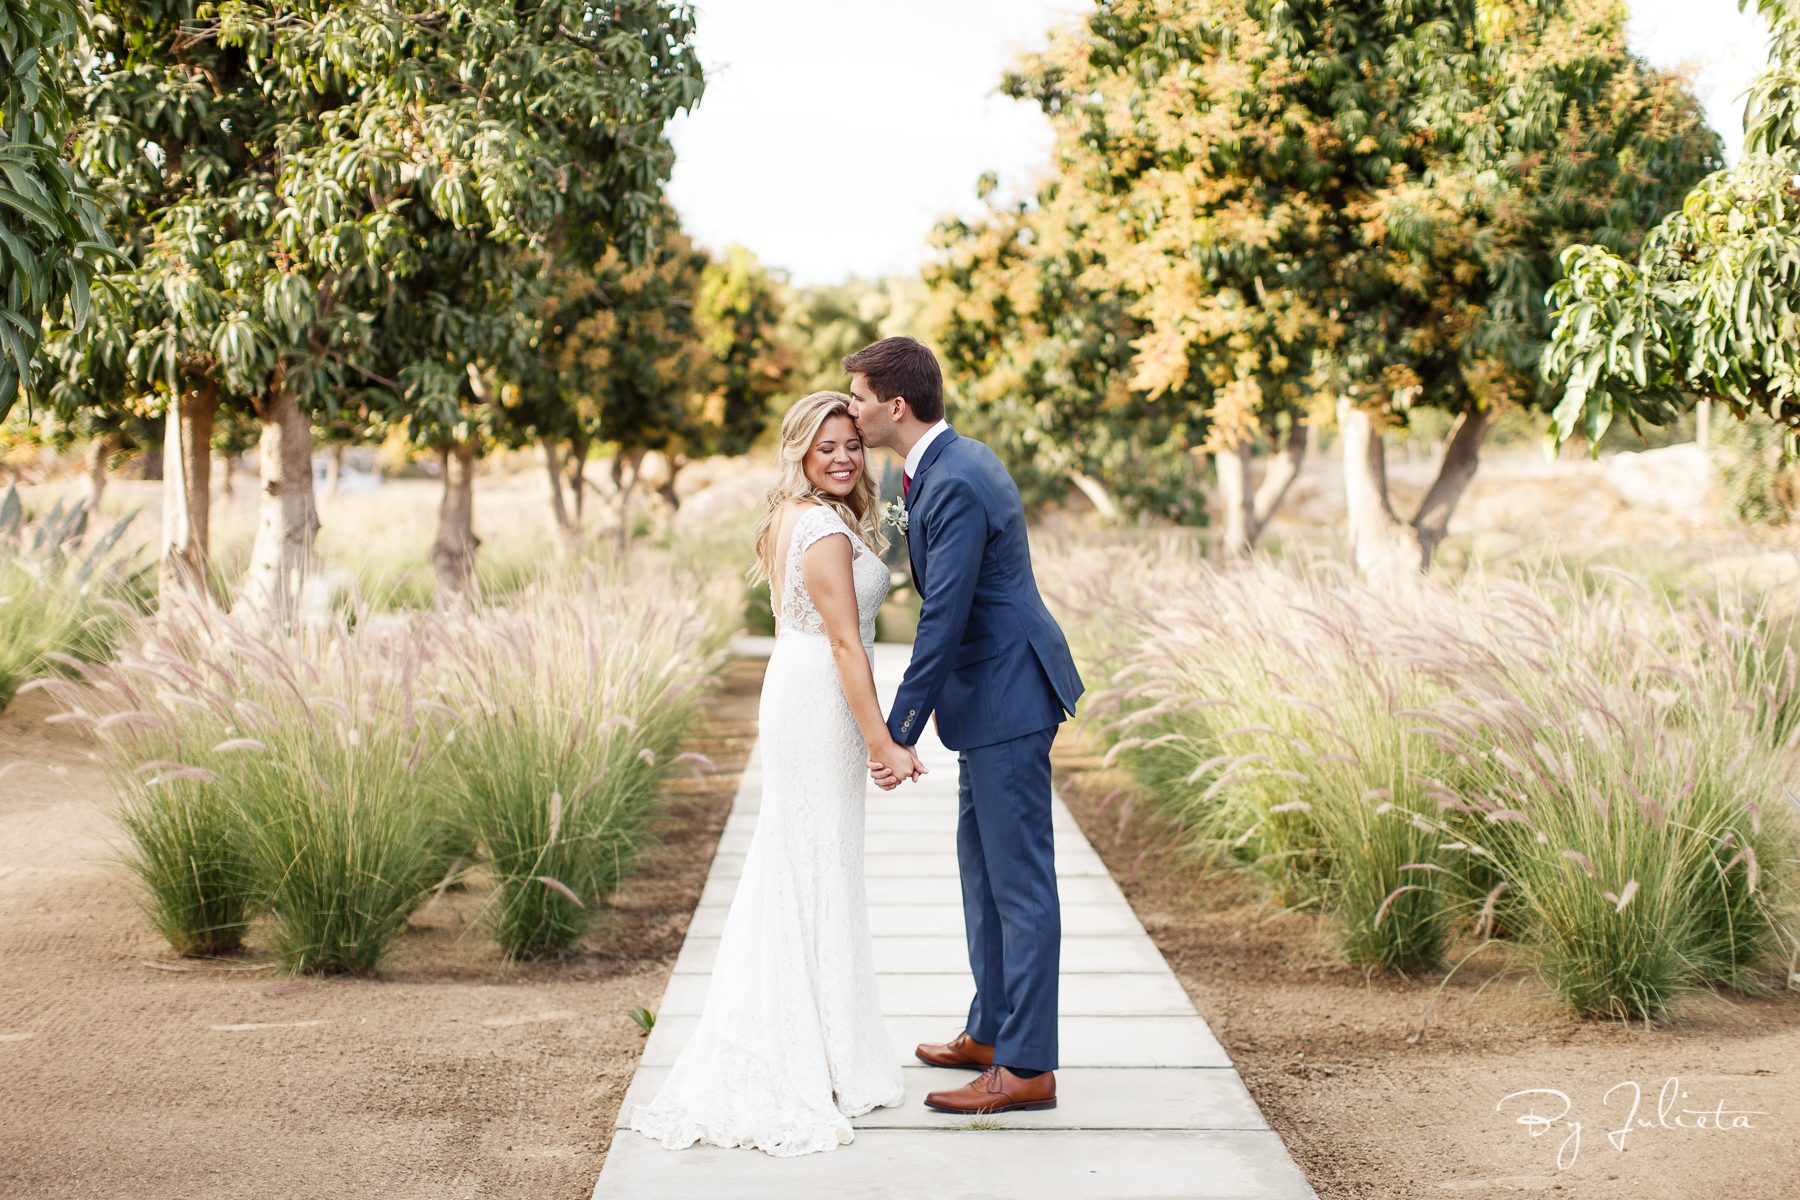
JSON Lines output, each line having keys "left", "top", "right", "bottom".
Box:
{"left": 595, "top": 641, "right": 1316, "bottom": 1200}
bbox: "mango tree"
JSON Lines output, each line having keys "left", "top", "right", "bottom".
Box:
{"left": 930, "top": 0, "right": 1716, "bottom": 566}
{"left": 0, "top": 0, "right": 112, "bottom": 417}
{"left": 366, "top": 0, "right": 704, "bottom": 598}
{"left": 60, "top": 0, "right": 702, "bottom": 612}
{"left": 1542, "top": 0, "right": 1800, "bottom": 457}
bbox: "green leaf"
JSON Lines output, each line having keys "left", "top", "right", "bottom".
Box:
{"left": 67, "top": 263, "right": 90, "bottom": 331}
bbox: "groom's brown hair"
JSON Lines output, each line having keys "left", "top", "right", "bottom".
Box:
{"left": 842, "top": 336, "right": 945, "bottom": 423}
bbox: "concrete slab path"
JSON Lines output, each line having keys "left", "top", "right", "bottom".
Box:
{"left": 595, "top": 641, "right": 1316, "bottom": 1199}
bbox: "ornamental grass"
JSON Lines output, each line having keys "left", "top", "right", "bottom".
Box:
{"left": 438, "top": 568, "right": 726, "bottom": 959}
{"left": 1042, "top": 538, "right": 1799, "bottom": 1018}
{"left": 31, "top": 555, "right": 728, "bottom": 973}
{"left": 32, "top": 593, "right": 458, "bottom": 971}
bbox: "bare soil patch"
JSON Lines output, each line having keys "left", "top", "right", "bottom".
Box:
{"left": 1053, "top": 730, "right": 1800, "bottom": 1200}
{"left": 0, "top": 656, "right": 764, "bottom": 1200}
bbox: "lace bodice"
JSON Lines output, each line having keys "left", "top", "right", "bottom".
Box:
{"left": 776, "top": 504, "right": 890, "bottom": 643}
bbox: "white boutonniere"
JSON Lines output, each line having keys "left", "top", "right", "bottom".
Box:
{"left": 881, "top": 499, "right": 909, "bottom": 534}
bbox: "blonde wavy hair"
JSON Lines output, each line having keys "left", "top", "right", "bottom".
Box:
{"left": 751, "top": 391, "right": 887, "bottom": 585}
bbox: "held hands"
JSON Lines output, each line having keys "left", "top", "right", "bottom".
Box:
{"left": 867, "top": 740, "right": 927, "bottom": 791}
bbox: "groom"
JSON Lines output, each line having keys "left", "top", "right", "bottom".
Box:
{"left": 845, "top": 336, "right": 1084, "bottom": 1115}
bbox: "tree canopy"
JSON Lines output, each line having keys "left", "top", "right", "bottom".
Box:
{"left": 0, "top": 0, "right": 111, "bottom": 418}
{"left": 57, "top": 0, "right": 703, "bottom": 417}
{"left": 1543, "top": 0, "right": 1800, "bottom": 453}
{"left": 928, "top": 0, "right": 1717, "bottom": 540}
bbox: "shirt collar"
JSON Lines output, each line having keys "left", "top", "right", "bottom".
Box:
{"left": 903, "top": 420, "right": 950, "bottom": 480}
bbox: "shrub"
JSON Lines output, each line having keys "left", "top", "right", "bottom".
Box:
{"left": 1045, "top": 540, "right": 1798, "bottom": 1016}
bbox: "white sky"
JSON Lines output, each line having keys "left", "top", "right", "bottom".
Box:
{"left": 666, "top": 0, "right": 1774, "bottom": 287}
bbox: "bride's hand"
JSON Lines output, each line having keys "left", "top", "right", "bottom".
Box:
{"left": 867, "top": 756, "right": 899, "bottom": 791}
{"left": 868, "top": 739, "right": 925, "bottom": 789}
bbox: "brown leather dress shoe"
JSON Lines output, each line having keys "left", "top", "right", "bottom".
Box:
{"left": 924, "top": 1066, "right": 1056, "bottom": 1114}
{"left": 914, "top": 1031, "right": 994, "bottom": 1069}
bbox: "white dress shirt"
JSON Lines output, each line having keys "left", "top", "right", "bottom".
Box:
{"left": 903, "top": 420, "right": 951, "bottom": 484}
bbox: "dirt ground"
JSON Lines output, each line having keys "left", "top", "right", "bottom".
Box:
{"left": 1052, "top": 733, "right": 1800, "bottom": 1200}
{"left": 0, "top": 657, "right": 765, "bottom": 1200}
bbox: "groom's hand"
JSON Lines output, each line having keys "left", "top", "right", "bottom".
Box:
{"left": 901, "top": 744, "right": 926, "bottom": 781}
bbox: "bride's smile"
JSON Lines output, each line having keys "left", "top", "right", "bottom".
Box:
{"left": 803, "top": 415, "right": 865, "bottom": 497}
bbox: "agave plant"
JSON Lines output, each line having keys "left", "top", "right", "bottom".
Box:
{"left": 0, "top": 484, "right": 143, "bottom": 710}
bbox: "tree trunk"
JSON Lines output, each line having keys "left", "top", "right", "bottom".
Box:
{"left": 244, "top": 374, "right": 319, "bottom": 622}
{"left": 1409, "top": 409, "right": 1490, "bottom": 568}
{"left": 1252, "top": 417, "right": 1308, "bottom": 532}
{"left": 658, "top": 454, "right": 687, "bottom": 513}
{"left": 1338, "top": 398, "right": 1418, "bottom": 580}
{"left": 1218, "top": 418, "right": 1308, "bottom": 558}
{"left": 1216, "top": 441, "right": 1255, "bottom": 558}
{"left": 541, "top": 434, "right": 580, "bottom": 555}
{"left": 1696, "top": 398, "right": 1712, "bottom": 448}
{"left": 615, "top": 447, "right": 645, "bottom": 556}
{"left": 541, "top": 434, "right": 572, "bottom": 534}
{"left": 1340, "top": 399, "right": 1493, "bottom": 577}
{"left": 1069, "top": 471, "right": 1121, "bottom": 520}
{"left": 566, "top": 433, "right": 590, "bottom": 527}
{"left": 84, "top": 433, "right": 117, "bottom": 516}
{"left": 160, "top": 382, "right": 216, "bottom": 598}
{"left": 430, "top": 440, "right": 481, "bottom": 603}
{"left": 325, "top": 443, "right": 344, "bottom": 497}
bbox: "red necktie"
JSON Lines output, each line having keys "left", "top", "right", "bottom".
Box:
{"left": 902, "top": 472, "right": 912, "bottom": 500}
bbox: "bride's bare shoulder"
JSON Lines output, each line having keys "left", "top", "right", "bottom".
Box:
{"left": 774, "top": 499, "right": 822, "bottom": 536}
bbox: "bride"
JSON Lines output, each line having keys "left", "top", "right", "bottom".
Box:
{"left": 627, "top": 391, "right": 920, "bottom": 1157}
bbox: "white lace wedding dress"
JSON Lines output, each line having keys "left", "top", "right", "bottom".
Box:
{"left": 628, "top": 503, "right": 905, "bottom": 1156}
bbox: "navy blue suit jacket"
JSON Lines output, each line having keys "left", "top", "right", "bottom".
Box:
{"left": 886, "top": 429, "right": 1083, "bottom": 751}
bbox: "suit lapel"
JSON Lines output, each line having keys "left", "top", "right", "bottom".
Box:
{"left": 903, "top": 428, "right": 956, "bottom": 597}
{"left": 905, "top": 428, "right": 957, "bottom": 512}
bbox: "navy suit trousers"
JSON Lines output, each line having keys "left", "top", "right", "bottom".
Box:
{"left": 957, "top": 724, "right": 1060, "bottom": 1072}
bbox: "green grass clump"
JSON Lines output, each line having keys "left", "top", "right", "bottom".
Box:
{"left": 1422, "top": 582, "right": 1795, "bottom": 1016}
{"left": 242, "top": 754, "right": 450, "bottom": 974}
{"left": 1046, "top": 542, "right": 1798, "bottom": 1017}
{"left": 114, "top": 773, "right": 258, "bottom": 955}
{"left": 441, "top": 569, "right": 725, "bottom": 959}
{"left": 0, "top": 486, "right": 143, "bottom": 710}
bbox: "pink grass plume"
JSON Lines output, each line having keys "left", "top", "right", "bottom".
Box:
{"left": 537, "top": 876, "right": 585, "bottom": 908}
